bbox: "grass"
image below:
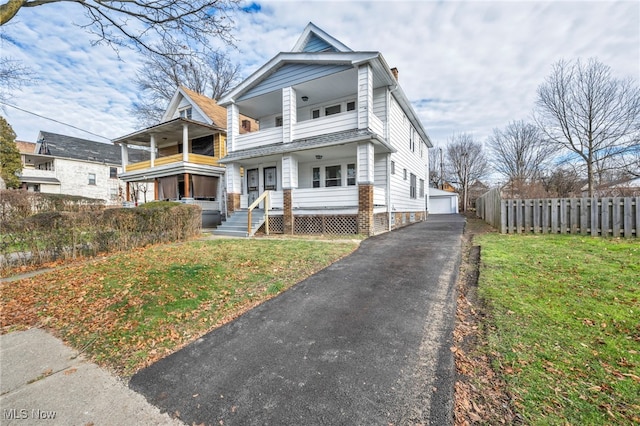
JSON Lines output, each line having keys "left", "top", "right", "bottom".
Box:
{"left": 476, "top": 234, "right": 640, "bottom": 425}
{"left": 1, "top": 238, "right": 359, "bottom": 376}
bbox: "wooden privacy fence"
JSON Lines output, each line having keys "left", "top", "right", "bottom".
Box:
{"left": 476, "top": 192, "right": 639, "bottom": 237}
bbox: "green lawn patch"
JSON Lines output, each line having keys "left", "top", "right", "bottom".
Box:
{"left": 1, "top": 238, "right": 358, "bottom": 376}
{"left": 477, "top": 234, "right": 640, "bottom": 424}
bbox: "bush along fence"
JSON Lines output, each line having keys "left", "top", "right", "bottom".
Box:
{"left": 1, "top": 201, "right": 202, "bottom": 271}
{"left": 476, "top": 189, "right": 639, "bottom": 237}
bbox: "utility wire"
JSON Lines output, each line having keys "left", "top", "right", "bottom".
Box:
{"left": 0, "top": 100, "right": 112, "bottom": 141}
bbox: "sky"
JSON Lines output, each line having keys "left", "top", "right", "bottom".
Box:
{"left": 1, "top": 0, "right": 638, "bottom": 150}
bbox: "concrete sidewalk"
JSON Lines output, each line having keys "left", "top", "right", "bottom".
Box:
{"left": 0, "top": 328, "right": 182, "bottom": 425}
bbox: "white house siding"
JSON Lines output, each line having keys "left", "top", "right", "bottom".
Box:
{"left": 388, "top": 97, "right": 428, "bottom": 212}
{"left": 374, "top": 154, "right": 387, "bottom": 187}
{"left": 55, "top": 158, "right": 123, "bottom": 203}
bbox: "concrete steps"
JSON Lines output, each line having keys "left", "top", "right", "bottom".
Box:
{"left": 214, "top": 209, "right": 265, "bottom": 237}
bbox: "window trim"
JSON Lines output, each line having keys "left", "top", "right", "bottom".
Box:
{"left": 88, "top": 173, "right": 96, "bottom": 186}
{"left": 109, "top": 167, "right": 118, "bottom": 179}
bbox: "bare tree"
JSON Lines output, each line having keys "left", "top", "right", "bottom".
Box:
{"left": 446, "top": 133, "right": 489, "bottom": 211}
{"left": 0, "top": 56, "right": 33, "bottom": 104}
{"left": 535, "top": 58, "right": 640, "bottom": 197}
{"left": 1, "top": 0, "right": 241, "bottom": 60}
{"left": 487, "top": 120, "right": 555, "bottom": 197}
{"left": 131, "top": 44, "right": 241, "bottom": 126}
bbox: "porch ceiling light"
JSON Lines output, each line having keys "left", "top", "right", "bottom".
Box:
{"left": 302, "top": 96, "right": 309, "bottom": 102}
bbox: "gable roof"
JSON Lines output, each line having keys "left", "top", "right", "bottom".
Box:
{"left": 292, "top": 22, "right": 353, "bottom": 53}
{"left": 36, "top": 131, "right": 147, "bottom": 164}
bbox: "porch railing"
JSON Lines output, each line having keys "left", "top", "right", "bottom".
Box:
{"left": 124, "top": 153, "right": 221, "bottom": 172}
{"left": 248, "top": 190, "right": 270, "bottom": 236}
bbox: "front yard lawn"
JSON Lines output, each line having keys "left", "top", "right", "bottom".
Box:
{"left": 0, "top": 238, "right": 359, "bottom": 376}
{"left": 477, "top": 234, "right": 639, "bottom": 424}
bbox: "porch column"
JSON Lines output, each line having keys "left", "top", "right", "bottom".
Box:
{"left": 282, "top": 87, "right": 297, "bottom": 144}
{"left": 184, "top": 173, "right": 190, "bottom": 198}
{"left": 150, "top": 133, "right": 156, "bottom": 167}
{"left": 357, "top": 64, "right": 373, "bottom": 130}
{"left": 182, "top": 123, "right": 189, "bottom": 162}
{"left": 227, "top": 104, "right": 239, "bottom": 152}
{"left": 283, "top": 189, "right": 293, "bottom": 234}
{"left": 357, "top": 141, "right": 375, "bottom": 235}
{"left": 126, "top": 182, "right": 130, "bottom": 202}
{"left": 154, "top": 178, "right": 159, "bottom": 201}
{"left": 226, "top": 163, "right": 242, "bottom": 215}
{"left": 120, "top": 143, "right": 129, "bottom": 171}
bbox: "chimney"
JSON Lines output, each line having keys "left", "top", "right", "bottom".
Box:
{"left": 390, "top": 67, "right": 399, "bottom": 81}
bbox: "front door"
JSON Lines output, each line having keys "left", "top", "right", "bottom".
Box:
{"left": 247, "top": 168, "right": 259, "bottom": 205}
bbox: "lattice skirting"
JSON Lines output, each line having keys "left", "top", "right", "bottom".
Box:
{"left": 266, "top": 216, "right": 284, "bottom": 233}
{"left": 295, "top": 215, "right": 358, "bottom": 234}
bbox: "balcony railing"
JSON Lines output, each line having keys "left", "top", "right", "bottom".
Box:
{"left": 124, "top": 153, "right": 221, "bottom": 172}
{"left": 20, "top": 169, "right": 56, "bottom": 179}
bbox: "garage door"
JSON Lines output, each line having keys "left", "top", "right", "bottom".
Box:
{"left": 430, "top": 197, "right": 456, "bottom": 214}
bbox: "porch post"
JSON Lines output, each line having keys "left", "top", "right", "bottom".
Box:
{"left": 154, "top": 178, "right": 159, "bottom": 200}
{"left": 184, "top": 173, "right": 190, "bottom": 198}
{"left": 150, "top": 133, "right": 156, "bottom": 167}
{"left": 227, "top": 104, "right": 239, "bottom": 152}
{"left": 126, "top": 182, "right": 130, "bottom": 202}
{"left": 283, "top": 189, "right": 293, "bottom": 234}
{"left": 120, "top": 143, "right": 129, "bottom": 171}
{"left": 182, "top": 123, "right": 189, "bottom": 162}
{"left": 282, "top": 87, "right": 297, "bottom": 144}
{"left": 357, "top": 141, "right": 375, "bottom": 235}
{"left": 357, "top": 64, "right": 373, "bottom": 130}
{"left": 226, "top": 163, "right": 242, "bottom": 215}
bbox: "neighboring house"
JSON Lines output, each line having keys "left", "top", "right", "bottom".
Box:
{"left": 428, "top": 188, "right": 459, "bottom": 214}
{"left": 217, "top": 22, "right": 432, "bottom": 236}
{"left": 17, "top": 132, "right": 144, "bottom": 204}
{"left": 582, "top": 176, "right": 640, "bottom": 197}
{"left": 113, "top": 86, "right": 257, "bottom": 217}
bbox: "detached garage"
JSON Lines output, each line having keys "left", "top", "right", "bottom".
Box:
{"left": 428, "top": 188, "right": 459, "bottom": 214}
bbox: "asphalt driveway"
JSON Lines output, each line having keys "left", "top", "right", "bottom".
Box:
{"left": 129, "top": 214, "right": 465, "bottom": 425}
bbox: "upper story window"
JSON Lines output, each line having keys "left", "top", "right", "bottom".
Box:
{"left": 391, "top": 161, "right": 395, "bottom": 175}
{"left": 312, "top": 167, "right": 320, "bottom": 188}
{"left": 409, "top": 126, "right": 415, "bottom": 152}
{"left": 88, "top": 173, "right": 96, "bottom": 185}
{"left": 347, "top": 101, "right": 356, "bottom": 111}
{"left": 312, "top": 109, "right": 320, "bottom": 119}
{"left": 192, "top": 135, "right": 214, "bottom": 156}
{"left": 110, "top": 167, "right": 118, "bottom": 179}
{"left": 325, "top": 165, "right": 341, "bottom": 187}
{"left": 347, "top": 163, "right": 356, "bottom": 186}
{"left": 275, "top": 116, "right": 283, "bottom": 127}
{"left": 179, "top": 107, "right": 192, "bottom": 119}
{"left": 403, "top": 168, "right": 407, "bottom": 180}
{"left": 325, "top": 105, "right": 341, "bottom": 116}
{"left": 37, "top": 161, "right": 54, "bottom": 171}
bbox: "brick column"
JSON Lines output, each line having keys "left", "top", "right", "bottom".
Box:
{"left": 227, "top": 193, "right": 240, "bottom": 214}
{"left": 358, "top": 184, "right": 374, "bottom": 236}
{"left": 283, "top": 189, "right": 293, "bottom": 234}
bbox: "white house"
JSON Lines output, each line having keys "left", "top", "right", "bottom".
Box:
{"left": 18, "top": 131, "right": 146, "bottom": 204}
{"left": 216, "top": 22, "right": 432, "bottom": 236}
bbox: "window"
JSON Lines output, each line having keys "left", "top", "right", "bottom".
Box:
{"left": 312, "top": 109, "right": 320, "bottom": 119}
{"left": 391, "top": 161, "right": 395, "bottom": 175}
{"left": 325, "top": 104, "right": 341, "bottom": 116}
{"left": 179, "top": 107, "right": 192, "bottom": 119}
{"left": 241, "top": 119, "right": 252, "bottom": 131}
{"left": 325, "top": 165, "right": 341, "bottom": 187}
{"left": 409, "top": 126, "right": 415, "bottom": 152}
{"left": 419, "top": 140, "right": 424, "bottom": 158}
{"left": 347, "top": 163, "right": 356, "bottom": 186}
{"left": 110, "top": 167, "right": 117, "bottom": 179}
{"left": 192, "top": 135, "right": 214, "bottom": 156}
{"left": 264, "top": 167, "right": 277, "bottom": 190}
{"left": 275, "top": 116, "right": 283, "bottom": 127}
{"left": 88, "top": 173, "right": 96, "bottom": 185}
{"left": 347, "top": 101, "right": 356, "bottom": 111}
{"left": 410, "top": 173, "right": 417, "bottom": 199}
{"left": 312, "top": 167, "right": 320, "bottom": 188}
{"left": 403, "top": 168, "right": 407, "bottom": 180}
{"left": 419, "top": 179, "right": 425, "bottom": 198}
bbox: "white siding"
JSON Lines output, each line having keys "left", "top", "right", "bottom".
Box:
{"left": 292, "top": 187, "right": 358, "bottom": 208}
{"left": 55, "top": 158, "right": 122, "bottom": 203}
{"left": 388, "top": 97, "right": 428, "bottom": 212}
{"left": 357, "top": 64, "right": 373, "bottom": 130}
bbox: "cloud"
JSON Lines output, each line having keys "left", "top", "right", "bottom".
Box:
{"left": 1, "top": 0, "right": 638, "bottom": 151}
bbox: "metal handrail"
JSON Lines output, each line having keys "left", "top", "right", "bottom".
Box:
{"left": 247, "top": 191, "right": 270, "bottom": 236}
